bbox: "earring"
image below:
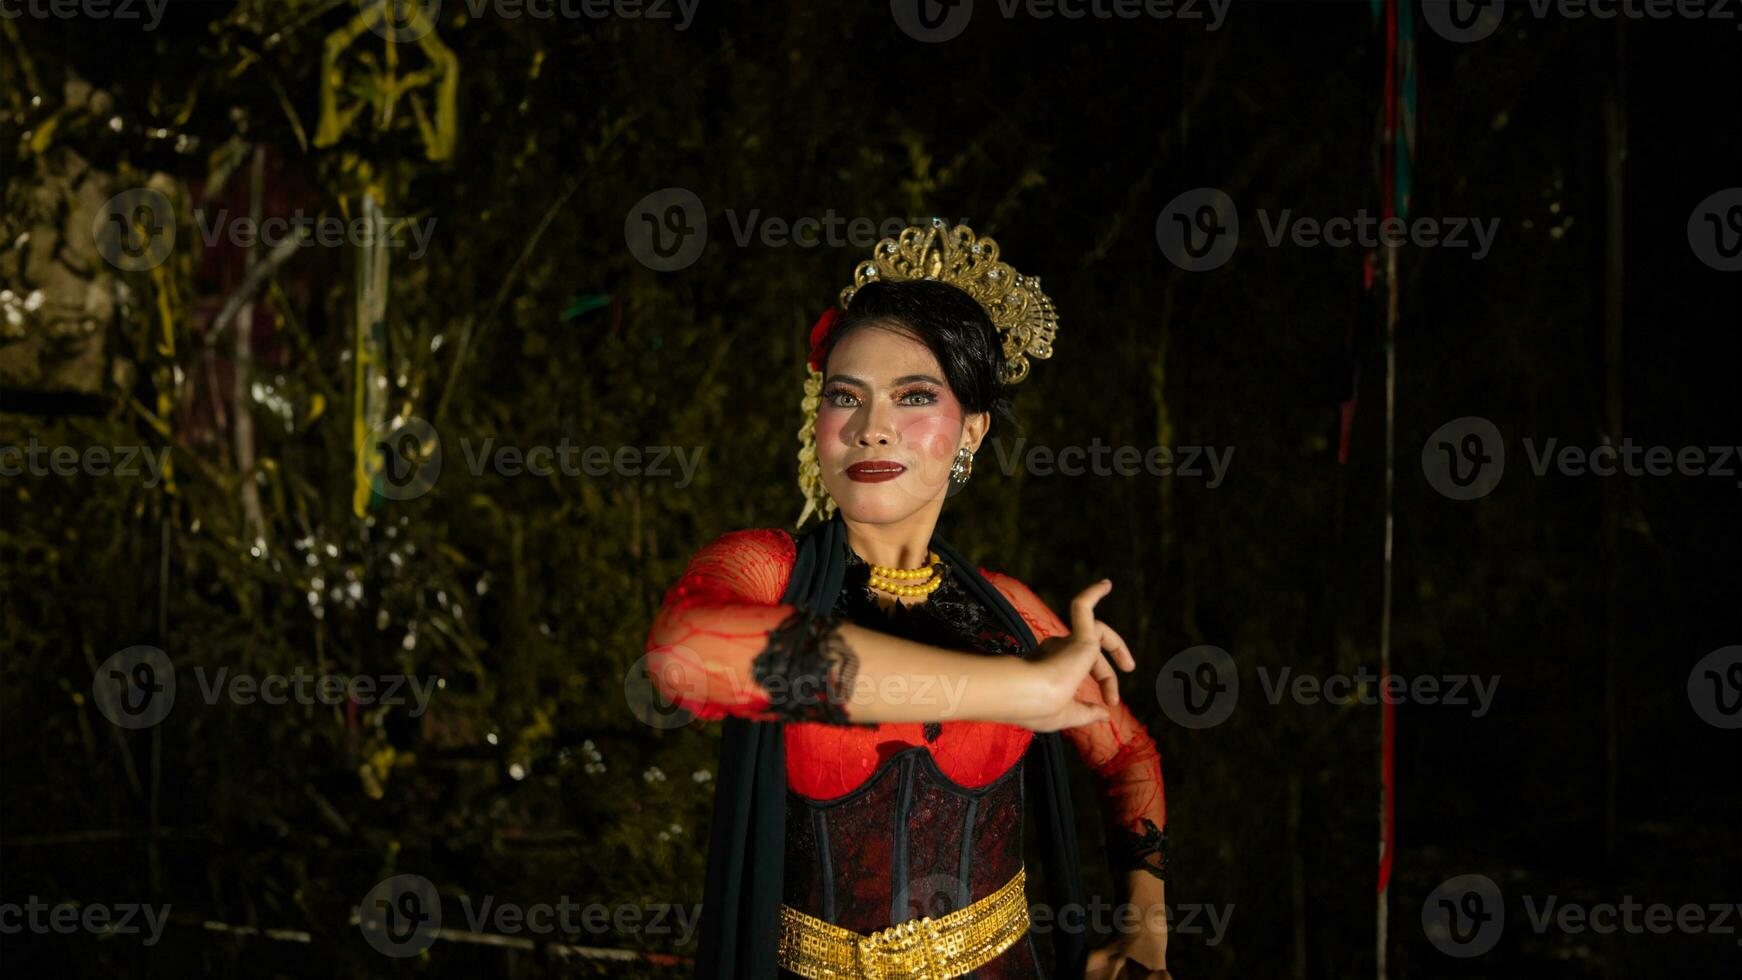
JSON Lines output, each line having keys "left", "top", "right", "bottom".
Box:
{"left": 949, "top": 446, "right": 974, "bottom": 485}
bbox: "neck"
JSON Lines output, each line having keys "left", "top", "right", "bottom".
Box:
{"left": 841, "top": 510, "right": 940, "bottom": 570}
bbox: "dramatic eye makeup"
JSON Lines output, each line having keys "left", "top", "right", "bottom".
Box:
{"left": 895, "top": 384, "right": 941, "bottom": 406}
{"left": 821, "top": 383, "right": 859, "bottom": 408}
{"left": 821, "top": 374, "right": 948, "bottom": 410}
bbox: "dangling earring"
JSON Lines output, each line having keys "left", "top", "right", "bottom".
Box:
{"left": 949, "top": 446, "right": 975, "bottom": 485}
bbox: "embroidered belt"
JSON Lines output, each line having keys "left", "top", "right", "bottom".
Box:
{"left": 776, "top": 865, "right": 1029, "bottom": 979}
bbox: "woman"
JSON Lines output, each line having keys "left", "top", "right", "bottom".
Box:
{"left": 645, "top": 222, "right": 1171, "bottom": 979}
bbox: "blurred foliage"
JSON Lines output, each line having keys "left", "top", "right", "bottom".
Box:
{"left": 1, "top": 2, "right": 1737, "bottom": 978}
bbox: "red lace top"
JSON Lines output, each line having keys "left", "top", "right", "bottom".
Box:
{"left": 645, "top": 528, "right": 1167, "bottom": 854}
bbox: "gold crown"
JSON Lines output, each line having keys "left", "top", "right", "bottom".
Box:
{"left": 796, "top": 219, "right": 1060, "bottom": 527}
{"left": 842, "top": 220, "right": 1058, "bottom": 385}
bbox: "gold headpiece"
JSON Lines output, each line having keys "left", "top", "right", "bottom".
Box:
{"left": 796, "top": 219, "right": 1060, "bottom": 527}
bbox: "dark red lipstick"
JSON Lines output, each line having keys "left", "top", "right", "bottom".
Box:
{"left": 846, "top": 461, "right": 906, "bottom": 483}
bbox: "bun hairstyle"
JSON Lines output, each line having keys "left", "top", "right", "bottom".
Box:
{"left": 816, "top": 278, "right": 1020, "bottom": 439}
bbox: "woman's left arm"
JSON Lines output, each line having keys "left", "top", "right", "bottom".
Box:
{"left": 983, "top": 570, "right": 1173, "bottom": 980}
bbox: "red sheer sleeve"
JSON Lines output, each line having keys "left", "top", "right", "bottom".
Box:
{"left": 982, "top": 569, "right": 1171, "bottom": 881}
{"left": 645, "top": 528, "right": 859, "bottom": 723}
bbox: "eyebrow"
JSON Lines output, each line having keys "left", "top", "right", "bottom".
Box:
{"left": 823, "top": 373, "right": 946, "bottom": 387}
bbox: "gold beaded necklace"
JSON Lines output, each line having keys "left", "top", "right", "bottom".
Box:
{"left": 866, "top": 549, "right": 945, "bottom": 598}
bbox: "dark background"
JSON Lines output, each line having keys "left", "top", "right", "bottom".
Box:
{"left": 1, "top": 0, "right": 1738, "bottom": 977}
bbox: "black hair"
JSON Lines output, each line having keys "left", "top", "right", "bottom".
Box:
{"left": 817, "top": 278, "right": 1021, "bottom": 438}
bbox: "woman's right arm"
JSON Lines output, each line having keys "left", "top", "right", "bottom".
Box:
{"left": 644, "top": 529, "right": 1126, "bottom": 727}
{"left": 644, "top": 528, "right": 808, "bottom": 721}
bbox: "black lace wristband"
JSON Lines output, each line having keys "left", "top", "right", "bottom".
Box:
{"left": 1115, "top": 818, "right": 1170, "bottom": 882}
{"left": 752, "top": 605, "right": 859, "bottom": 723}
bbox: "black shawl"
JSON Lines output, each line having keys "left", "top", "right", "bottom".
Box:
{"left": 690, "top": 511, "right": 1089, "bottom": 977}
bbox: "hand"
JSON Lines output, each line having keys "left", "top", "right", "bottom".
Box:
{"left": 1086, "top": 928, "right": 1172, "bottom": 980}
{"left": 1005, "top": 579, "right": 1135, "bottom": 732}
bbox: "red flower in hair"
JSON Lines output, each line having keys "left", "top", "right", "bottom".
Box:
{"left": 806, "top": 307, "right": 840, "bottom": 372}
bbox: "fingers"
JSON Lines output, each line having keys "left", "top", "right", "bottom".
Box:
{"left": 1088, "top": 649, "right": 1120, "bottom": 706}
{"left": 1070, "top": 579, "right": 1112, "bottom": 638}
{"left": 1066, "top": 703, "right": 1107, "bottom": 731}
{"left": 1124, "top": 949, "right": 1169, "bottom": 979}
{"left": 1050, "top": 698, "right": 1110, "bottom": 731}
{"left": 1084, "top": 948, "right": 1118, "bottom": 980}
{"left": 1097, "top": 620, "right": 1135, "bottom": 671}
{"left": 1092, "top": 948, "right": 1170, "bottom": 980}
{"left": 1069, "top": 581, "right": 1133, "bottom": 673}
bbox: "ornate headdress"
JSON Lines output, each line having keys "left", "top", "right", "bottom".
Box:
{"left": 795, "top": 219, "right": 1060, "bottom": 527}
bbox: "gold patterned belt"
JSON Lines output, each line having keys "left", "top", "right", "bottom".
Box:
{"left": 777, "top": 865, "right": 1030, "bottom": 980}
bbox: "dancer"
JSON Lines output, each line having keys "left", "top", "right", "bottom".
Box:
{"left": 646, "top": 222, "right": 1171, "bottom": 979}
